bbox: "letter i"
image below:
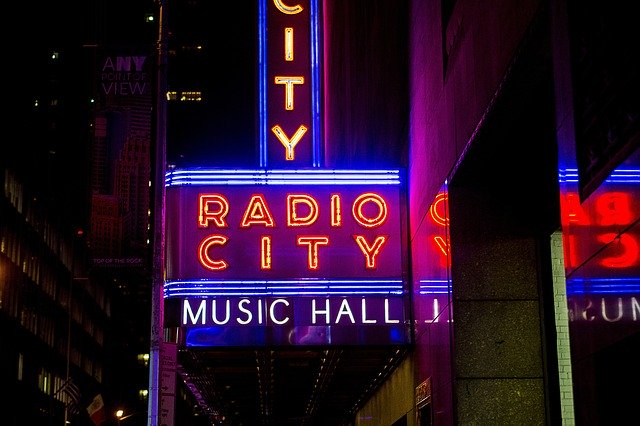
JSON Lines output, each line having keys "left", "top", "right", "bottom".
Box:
{"left": 331, "top": 194, "right": 342, "bottom": 226}
{"left": 261, "top": 236, "right": 272, "bottom": 269}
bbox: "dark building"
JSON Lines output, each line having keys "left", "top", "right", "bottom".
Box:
{"left": 165, "top": 1, "right": 258, "bottom": 169}
{"left": 1, "top": 1, "right": 156, "bottom": 425}
{"left": 405, "top": 0, "right": 639, "bottom": 424}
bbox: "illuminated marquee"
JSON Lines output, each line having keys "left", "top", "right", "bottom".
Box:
{"left": 164, "top": 169, "right": 410, "bottom": 346}
{"left": 194, "top": 191, "right": 390, "bottom": 272}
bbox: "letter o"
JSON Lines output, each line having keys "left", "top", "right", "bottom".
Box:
{"left": 352, "top": 193, "right": 388, "bottom": 228}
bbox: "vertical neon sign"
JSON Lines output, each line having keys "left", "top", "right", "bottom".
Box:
{"left": 260, "top": 0, "right": 322, "bottom": 168}
{"left": 164, "top": 2, "right": 411, "bottom": 347}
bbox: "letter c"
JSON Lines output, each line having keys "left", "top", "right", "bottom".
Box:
{"left": 198, "top": 235, "right": 229, "bottom": 270}
{"left": 270, "top": 299, "right": 290, "bottom": 324}
{"left": 273, "top": 0, "right": 303, "bottom": 14}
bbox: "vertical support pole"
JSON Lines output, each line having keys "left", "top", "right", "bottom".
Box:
{"left": 148, "top": 0, "right": 168, "bottom": 424}
{"left": 64, "top": 272, "right": 72, "bottom": 426}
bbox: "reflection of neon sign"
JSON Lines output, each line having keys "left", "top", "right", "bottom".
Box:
{"left": 426, "top": 186, "right": 639, "bottom": 270}
{"left": 596, "top": 233, "right": 638, "bottom": 268}
{"left": 567, "top": 278, "right": 640, "bottom": 295}
{"left": 428, "top": 192, "right": 450, "bottom": 266}
{"left": 568, "top": 296, "right": 640, "bottom": 323}
{"left": 561, "top": 192, "right": 634, "bottom": 227}
{"left": 561, "top": 190, "right": 639, "bottom": 269}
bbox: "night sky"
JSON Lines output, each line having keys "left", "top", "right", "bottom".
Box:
{"left": 165, "top": 0, "right": 259, "bottom": 168}
{"left": 5, "top": 0, "right": 408, "bottom": 201}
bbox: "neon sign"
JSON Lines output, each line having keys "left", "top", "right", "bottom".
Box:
{"left": 164, "top": 169, "right": 410, "bottom": 346}
{"left": 194, "top": 191, "right": 390, "bottom": 271}
{"left": 424, "top": 189, "right": 639, "bottom": 273}
{"left": 261, "top": 0, "right": 321, "bottom": 167}
{"left": 161, "top": 0, "right": 411, "bottom": 346}
{"left": 561, "top": 190, "right": 639, "bottom": 272}
{"left": 568, "top": 295, "right": 640, "bottom": 323}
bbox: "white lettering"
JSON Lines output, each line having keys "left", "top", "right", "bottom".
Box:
{"left": 212, "top": 299, "right": 231, "bottom": 324}
{"left": 569, "top": 296, "right": 640, "bottom": 323}
{"left": 237, "top": 299, "right": 253, "bottom": 324}
{"left": 183, "top": 299, "right": 206, "bottom": 325}
{"left": 180, "top": 297, "right": 406, "bottom": 327}
{"left": 384, "top": 298, "right": 400, "bottom": 324}
{"left": 361, "top": 298, "right": 376, "bottom": 323}
{"left": 335, "top": 299, "right": 356, "bottom": 323}
{"left": 101, "top": 82, "right": 148, "bottom": 95}
{"left": 601, "top": 297, "right": 624, "bottom": 322}
{"left": 270, "top": 299, "right": 290, "bottom": 324}
{"left": 312, "top": 299, "right": 330, "bottom": 324}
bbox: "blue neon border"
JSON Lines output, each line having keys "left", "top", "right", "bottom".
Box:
{"left": 558, "top": 168, "right": 640, "bottom": 184}
{"left": 164, "top": 168, "right": 406, "bottom": 299}
{"left": 418, "top": 278, "right": 640, "bottom": 296}
{"left": 165, "top": 168, "right": 402, "bottom": 186}
{"left": 165, "top": 279, "right": 405, "bottom": 298}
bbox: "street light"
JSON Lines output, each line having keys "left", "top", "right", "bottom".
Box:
{"left": 115, "top": 409, "right": 124, "bottom": 425}
{"left": 115, "top": 409, "right": 146, "bottom": 424}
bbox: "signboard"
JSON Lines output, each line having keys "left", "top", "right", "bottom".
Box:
{"left": 164, "top": 169, "right": 410, "bottom": 346}
{"left": 260, "top": 0, "right": 322, "bottom": 167}
{"left": 561, "top": 187, "right": 640, "bottom": 276}
{"left": 89, "top": 48, "right": 152, "bottom": 266}
{"left": 415, "top": 377, "right": 432, "bottom": 407}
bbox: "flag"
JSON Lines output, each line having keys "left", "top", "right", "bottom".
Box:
{"left": 87, "top": 393, "right": 107, "bottom": 425}
{"left": 56, "top": 378, "right": 82, "bottom": 415}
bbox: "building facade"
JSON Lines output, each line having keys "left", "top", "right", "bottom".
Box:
{"left": 1, "top": 1, "right": 157, "bottom": 424}
{"left": 356, "top": 0, "right": 639, "bottom": 424}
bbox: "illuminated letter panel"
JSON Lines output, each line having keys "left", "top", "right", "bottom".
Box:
{"left": 164, "top": 169, "right": 410, "bottom": 347}
{"left": 167, "top": 185, "right": 403, "bottom": 279}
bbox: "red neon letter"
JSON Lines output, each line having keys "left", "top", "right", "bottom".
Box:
{"left": 432, "top": 235, "right": 451, "bottom": 268}
{"left": 352, "top": 193, "right": 388, "bottom": 228}
{"left": 331, "top": 194, "right": 342, "bottom": 227}
{"left": 297, "top": 236, "right": 329, "bottom": 270}
{"left": 261, "top": 236, "right": 272, "bottom": 270}
{"left": 198, "top": 194, "right": 229, "bottom": 228}
{"left": 241, "top": 195, "right": 276, "bottom": 227}
{"left": 271, "top": 124, "right": 308, "bottom": 160}
{"left": 275, "top": 76, "right": 304, "bottom": 110}
{"left": 353, "top": 235, "right": 388, "bottom": 269}
{"left": 429, "top": 192, "right": 448, "bottom": 227}
{"left": 198, "top": 235, "right": 229, "bottom": 271}
{"left": 287, "top": 194, "right": 319, "bottom": 226}
{"left": 596, "top": 192, "right": 633, "bottom": 226}
{"left": 597, "top": 233, "right": 639, "bottom": 268}
{"left": 564, "top": 235, "right": 578, "bottom": 269}
{"left": 561, "top": 193, "right": 590, "bottom": 226}
{"left": 284, "top": 27, "right": 294, "bottom": 61}
{"left": 273, "top": 0, "right": 303, "bottom": 14}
